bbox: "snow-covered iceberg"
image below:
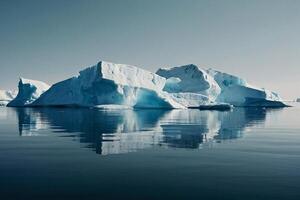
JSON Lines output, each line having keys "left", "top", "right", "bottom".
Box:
{"left": 32, "top": 61, "right": 185, "bottom": 108}
{"left": 207, "top": 69, "right": 286, "bottom": 107}
{"left": 7, "top": 78, "right": 50, "bottom": 107}
{"left": 0, "top": 90, "right": 17, "bottom": 106}
{"left": 6, "top": 61, "right": 286, "bottom": 109}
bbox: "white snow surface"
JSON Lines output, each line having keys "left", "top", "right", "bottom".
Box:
{"left": 7, "top": 78, "right": 50, "bottom": 107}
{"left": 32, "top": 61, "right": 185, "bottom": 108}
{"left": 0, "top": 90, "right": 17, "bottom": 106}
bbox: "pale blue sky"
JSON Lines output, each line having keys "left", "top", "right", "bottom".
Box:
{"left": 0, "top": 0, "right": 299, "bottom": 99}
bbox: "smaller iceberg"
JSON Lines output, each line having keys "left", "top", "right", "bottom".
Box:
{"left": 207, "top": 69, "right": 287, "bottom": 107}
{"left": 0, "top": 90, "right": 17, "bottom": 106}
{"left": 7, "top": 78, "right": 50, "bottom": 107}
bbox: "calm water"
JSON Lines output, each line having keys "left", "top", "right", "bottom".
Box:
{"left": 0, "top": 105, "right": 300, "bottom": 200}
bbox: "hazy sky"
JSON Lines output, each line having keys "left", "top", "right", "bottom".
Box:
{"left": 0, "top": 0, "right": 299, "bottom": 99}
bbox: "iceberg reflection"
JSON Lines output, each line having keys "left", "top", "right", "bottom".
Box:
{"left": 15, "top": 107, "right": 281, "bottom": 155}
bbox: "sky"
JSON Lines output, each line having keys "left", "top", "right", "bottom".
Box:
{"left": 0, "top": 0, "right": 299, "bottom": 99}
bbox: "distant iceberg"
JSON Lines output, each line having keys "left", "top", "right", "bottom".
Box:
{"left": 0, "top": 90, "right": 17, "bottom": 106}
{"left": 7, "top": 78, "right": 50, "bottom": 107}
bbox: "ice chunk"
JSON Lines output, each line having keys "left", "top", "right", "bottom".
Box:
{"left": 7, "top": 78, "right": 50, "bottom": 107}
{"left": 32, "top": 61, "right": 185, "bottom": 109}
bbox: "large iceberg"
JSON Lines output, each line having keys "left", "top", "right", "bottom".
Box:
{"left": 7, "top": 78, "right": 50, "bottom": 107}
{"left": 207, "top": 69, "right": 286, "bottom": 107}
{"left": 6, "top": 61, "right": 286, "bottom": 108}
{"left": 0, "top": 90, "right": 17, "bottom": 106}
{"left": 32, "top": 61, "right": 185, "bottom": 108}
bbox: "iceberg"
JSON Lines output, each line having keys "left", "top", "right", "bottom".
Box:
{"left": 6, "top": 60, "right": 286, "bottom": 109}
{"left": 32, "top": 61, "right": 185, "bottom": 109}
{"left": 0, "top": 90, "right": 17, "bottom": 106}
{"left": 7, "top": 78, "right": 50, "bottom": 107}
{"left": 207, "top": 69, "right": 286, "bottom": 107}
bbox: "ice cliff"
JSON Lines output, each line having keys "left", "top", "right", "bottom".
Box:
{"left": 7, "top": 78, "right": 50, "bottom": 107}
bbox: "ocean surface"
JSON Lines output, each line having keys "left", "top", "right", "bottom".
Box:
{"left": 0, "top": 105, "right": 300, "bottom": 200}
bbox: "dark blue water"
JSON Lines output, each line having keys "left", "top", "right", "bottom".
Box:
{"left": 0, "top": 105, "right": 300, "bottom": 200}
